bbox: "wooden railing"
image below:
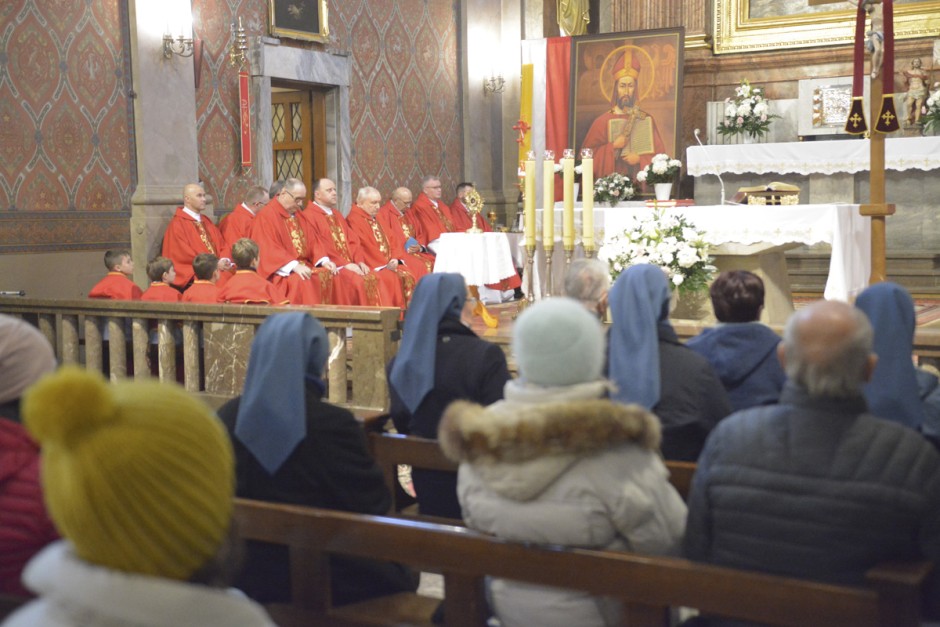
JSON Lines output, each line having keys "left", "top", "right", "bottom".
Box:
{"left": 0, "top": 298, "right": 400, "bottom": 412}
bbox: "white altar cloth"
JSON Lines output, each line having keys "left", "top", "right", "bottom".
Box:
{"left": 686, "top": 136, "right": 940, "bottom": 176}
{"left": 528, "top": 203, "right": 871, "bottom": 303}
{"left": 433, "top": 232, "right": 517, "bottom": 286}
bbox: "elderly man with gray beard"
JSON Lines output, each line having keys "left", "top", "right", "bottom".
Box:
{"left": 684, "top": 300, "right": 940, "bottom": 621}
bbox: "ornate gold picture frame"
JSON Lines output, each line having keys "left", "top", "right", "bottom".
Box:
{"left": 713, "top": 0, "right": 940, "bottom": 55}
{"left": 269, "top": 0, "right": 329, "bottom": 43}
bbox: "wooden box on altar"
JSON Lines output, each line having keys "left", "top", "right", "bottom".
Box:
{"left": 733, "top": 182, "right": 801, "bottom": 206}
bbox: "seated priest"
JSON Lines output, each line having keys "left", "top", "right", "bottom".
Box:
{"left": 302, "top": 178, "right": 403, "bottom": 307}
{"left": 410, "top": 175, "right": 458, "bottom": 251}
{"left": 249, "top": 177, "right": 332, "bottom": 305}
{"left": 377, "top": 186, "right": 434, "bottom": 273}
{"left": 449, "top": 182, "right": 490, "bottom": 232}
{"left": 161, "top": 183, "right": 230, "bottom": 291}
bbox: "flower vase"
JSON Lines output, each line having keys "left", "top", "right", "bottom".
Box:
{"left": 654, "top": 183, "right": 672, "bottom": 201}
{"left": 742, "top": 135, "right": 757, "bottom": 145}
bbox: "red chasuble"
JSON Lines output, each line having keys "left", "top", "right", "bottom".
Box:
{"left": 219, "top": 203, "right": 256, "bottom": 252}
{"left": 346, "top": 204, "right": 419, "bottom": 306}
{"left": 161, "top": 208, "right": 226, "bottom": 288}
{"left": 88, "top": 273, "right": 143, "bottom": 300}
{"left": 141, "top": 282, "right": 181, "bottom": 302}
{"left": 409, "top": 192, "right": 458, "bottom": 245}
{"left": 581, "top": 109, "right": 666, "bottom": 183}
{"left": 376, "top": 201, "right": 434, "bottom": 274}
{"left": 218, "top": 270, "right": 289, "bottom": 305}
{"left": 181, "top": 280, "right": 220, "bottom": 304}
{"left": 449, "top": 199, "right": 493, "bottom": 233}
{"left": 301, "top": 203, "right": 401, "bottom": 307}
{"left": 249, "top": 199, "right": 332, "bottom": 306}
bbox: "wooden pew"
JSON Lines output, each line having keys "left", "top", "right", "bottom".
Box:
{"left": 367, "top": 432, "right": 698, "bottom": 516}
{"left": 233, "top": 498, "right": 932, "bottom": 627}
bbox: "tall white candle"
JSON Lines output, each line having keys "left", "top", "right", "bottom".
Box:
{"left": 524, "top": 158, "right": 536, "bottom": 247}
{"left": 562, "top": 150, "right": 575, "bottom": 249}
{"left": 581, "top": 155, "right": 594, "bottom": 250}
{"left": 542, "top": 156, "right": 555, "bottom": 248}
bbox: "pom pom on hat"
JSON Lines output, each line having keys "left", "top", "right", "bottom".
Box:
{"left": 23, "top": 367, "right": 234, "bottom": 581}
{"left": 512, "top": 297, "right": 605, "bottom": 387}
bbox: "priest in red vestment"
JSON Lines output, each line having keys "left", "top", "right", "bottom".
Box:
{"left": 219, "top": 185, "right": 267, "bottom": 251}
{"left": 302, "top": 178, "right": 402, "bottom": 307}
{"left": 248, "top": 178, "right": 332, "bottom": 306}
{"left": 448, "top": 182, "right": 492, "bottom": 232}
{"left": 409, "top": 175, "right": 458, "bottom": 248}
{"left": 161, "top": 183, "right": 231, "bottom": 289}
{"left": 218, "top": 238, "right": 290, "bottom": 305}
{"left": 88, "top": 250, "right": 142, "bottom": 300}
{"left": 346, "top": 187, "right": 422, "bottom": 306}
{"left": 581, "top": 50, "right": 666, "bottom": 181}
{"left": 377, "top": 187, "right": 435, "bottom": 274}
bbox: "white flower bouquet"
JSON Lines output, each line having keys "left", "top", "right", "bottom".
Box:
{"left": 593, "top": 172, "right": 634, "bottom": 205}
{"left": 597, "top": 208, "right": 714, "bottom": 294}
{"left": 635, "top": 154, "right": 681, "bottom": 186}
{"left": 717, "top": 79, "right": 780, "bottom": 139}
{"left": 922, "top": 83, "right": 940, "bottom": 134}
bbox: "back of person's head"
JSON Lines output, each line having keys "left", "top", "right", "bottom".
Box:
{"left": 103, "top": 249, "right": 130, "bottom": 271}
{"left": 268, "top": 180, "right": 284, "bottom": 199}
{"left": 564, "top": 258, "right": 611, "bottom": 316}
{"left": 146, "top": 256, "right": 173, "bottom": 282}
{"left": 514, "top": 297, "right": 604, "bottom": 387}
{"left": 22, "top": 367, "right": 233, "bottom": 581}
{"left": 0, "top": 315, "right": 56, "bottom": 409}
{"left": 710, "top": 270, "right": 765, "bottom": 322}
{"left": 193, "top": 253, "right": 219, "bottom": 281}
{"left": 781, "top": 300, "right": 873, "bottom": 398}
{"left": 231, "top": 238, "right": 260, "bottom": 270}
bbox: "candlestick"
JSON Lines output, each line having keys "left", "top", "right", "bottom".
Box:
{"left": 542, "top": 153, "right": 555, "bottom": 250}
{"left": 581, "top": 148, "right": 594, "bottom": 253}
{"left": 524, "top": 158, "right": 536, "bottom": 248}
{"left": 562, "top": 150, "right": 575, "bottom": 250}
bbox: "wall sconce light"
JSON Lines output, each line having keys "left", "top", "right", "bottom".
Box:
{"left": 163, "top": 23, "right": 204, "bottom": 89}
{"left": 483, "top": 74, "right": 506, "bottom": 97}
{"left": 229, "top": 17, "right": 248, "bottom": 68}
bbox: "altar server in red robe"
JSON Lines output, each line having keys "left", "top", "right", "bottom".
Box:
{"left": 182, "top": 254, "right": 221, "bottom": 303}
{"left": 161, "top": 183, "right": 231, "bottom": 290}
{"left": 140, "top": 257, "right": 181, "bottom": 302}
{"left": 346, "top": 187, "right": 421, "bottom": 306}
{"left": 249, "top": 178, "right": 332, "bottom": 305}
{"left": 88, "top": 250, "right": 142, "bottom": 300}
{"left": 302, "top": 178, "right": 401, "bottom": 307}
{"left": 410, "top": 175, "right": 458, "bottom": 248}
{"left": 449, "top": 182, "right": 491, "bottom": 232}
{"left": 377, "top": 187, "right": 435, "bottom": 274}
{"left": 218, "top": 238, "right": 290, "bottom": 305}
{"left": 220, "top": 185, "right": 267, "bottom": 249}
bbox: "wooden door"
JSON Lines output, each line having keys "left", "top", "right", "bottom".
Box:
{"left": 271, "top": 89, "right": 326, "bottom": 193}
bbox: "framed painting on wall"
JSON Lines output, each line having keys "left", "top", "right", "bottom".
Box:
{"left": 713, "top": 0, "right": 940, "bottom": 55}
{"left": 269, "top": 0, "right": 329, "bottom": 43}
{"left": 569, "top": 28, "right": 684, "bottom": 184}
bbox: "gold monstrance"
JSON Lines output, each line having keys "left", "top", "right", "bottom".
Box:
{"left": 465, "top": 189, "right": 485, "bottom": 233}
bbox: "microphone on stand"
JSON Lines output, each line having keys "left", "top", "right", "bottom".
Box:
{"left": 693, "top": 128, "right": 732, "bottom": 206}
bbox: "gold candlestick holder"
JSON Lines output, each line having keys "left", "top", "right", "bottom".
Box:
{"left": 564, "top": 245, "right": 574, "bottom": 269}
{"left": 517, "top": 244, "right": 536, "bottom": 315}
{"left": 544, "top": 243, "right": 555, "bottom": 297}
{"left": 583, "top": 244, "right": 596, "bottom": 259}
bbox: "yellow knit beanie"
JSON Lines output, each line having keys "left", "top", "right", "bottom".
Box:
{"left": 22, "top": 367, "right": 234, "bottom": 581}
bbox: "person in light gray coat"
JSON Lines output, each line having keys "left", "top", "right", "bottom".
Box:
{"left": 440, "top": 298, "right": 686, "bottom": 627}
{"left": 684, "top": 300, "right": 940, "bottom": 620}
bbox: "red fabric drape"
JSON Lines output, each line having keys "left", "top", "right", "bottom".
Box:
{"left": 545, "top": 37, "right": 571, "bottom": 203}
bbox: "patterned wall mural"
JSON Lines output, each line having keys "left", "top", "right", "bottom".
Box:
{"left": 193, "top": 0, "right": 463, "bottom": 213}
{"left": 0, "top": 0, "right": 134, "bottom": 253}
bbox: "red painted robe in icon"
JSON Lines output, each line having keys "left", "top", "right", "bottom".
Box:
{"left": 410, "top": 192, "right": 458, "bottom": 246}
{"left": 581, "top": 108, "right": 667, "bottom": 181}
{"left": 88, "top": 273, "right": 142, "bottom": 300}
{"left": 449, "top": 198, "right": 493, "bottom": 233}
{"left": 249, "top": 199, "right": 332, "bottom": 306}
{"left": 302, "top": 202, "right": 401, "bottom": 307}
{"left": 345, "top": 204, "right": 420, "bottom": 306}
{"left": 141, "top": 282, "right": 181, "bottom": 302}
{"left": 218, "top": 270, "right": 290, "bottom": 305}
{"left": 376, "top": 201, "right": 435, "bottom": 274}
{"left": 161, "top": 208, "right": 226, "bottom": 289}
{"left": 182, "top": 280, "right": 220, "bottom": 304}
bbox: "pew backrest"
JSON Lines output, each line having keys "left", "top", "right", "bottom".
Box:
{"left": 233, "top": 498, "right": 931, "bottom": 627}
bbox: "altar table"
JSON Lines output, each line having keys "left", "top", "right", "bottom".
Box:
{"left": 524, "top": 203, "right": 871, "bottom": 323}
{"left": 432, "top": 232, "right": 517, "bottom": 287}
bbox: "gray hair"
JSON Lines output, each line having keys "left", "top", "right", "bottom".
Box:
{"left": 356, "top": 186, "right": 381, "bottom": 204}
{"left": 421, "top": 175, "right": 440, "bottom": 187}
{"left": 245, "top": 185, "right": 267, "bottom": 205}
{"left": 564, "top": 259, "right": 611, "bottom": 310}
{"left": 782, "top": 305, "right": 873, "bottom": 398}
{"left": 283, "top": 177, "right": 304, "bottom": 194}
{"left": 268, "top": 180, "right": 284, "bottom": 198}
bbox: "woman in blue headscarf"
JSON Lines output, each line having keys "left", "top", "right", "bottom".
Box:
{"left": 855, "top": 282, "right": 927, "bottom": 430}
{"left": 608, "top": 265, "right": 731, "bottom": 461}
{"left": 217, "top": 312, "right": 417, "bottom": 607}
{"left": 387, "top": 273, "right": 510, "bottom": 518}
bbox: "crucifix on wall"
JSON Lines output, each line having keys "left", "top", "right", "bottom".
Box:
{"left": 809, "top": 0, "right": 897, "bottom": 284}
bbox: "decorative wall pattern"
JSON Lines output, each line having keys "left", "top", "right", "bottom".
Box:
{"left": 192, "top": 0, "right": 463, "bottom": 212}
{"left": 0, "top": 0, "right": 134, "bottom": 253}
